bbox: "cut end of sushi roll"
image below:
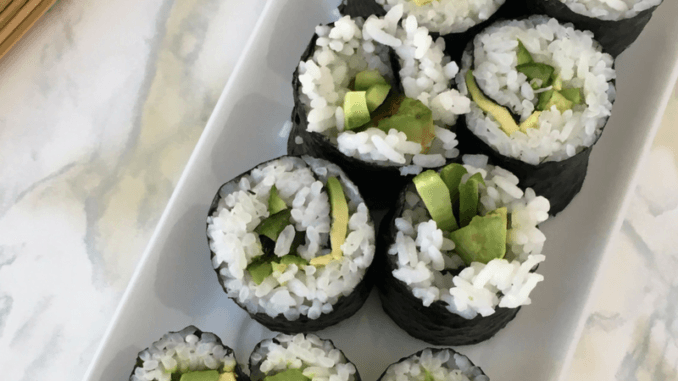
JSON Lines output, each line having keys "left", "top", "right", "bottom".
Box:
{"left": 290, "top": 7, "right": 471, "bottom": 208}
{"left": 458, "top": 16, "right": 616, "bottom": 166}
{"left": 378, "top": 348, "right": 488, "bottom": 381}
{"left": 249, "top": 333, "right": 361, "bottom": 381}
{"left": 523, "top": 0, "right": 664, "bottom": 57}
{"left": 376, "top": 155, "right": 549, "bottom": 345}
{"left": 206, "top": 156, "right": 376, "bottom": 333}
{"left": 455, "top": 15, "right": 616, "bottom": 215}
{"left": 129, "top": 326, "right": 247, "bottom": 381}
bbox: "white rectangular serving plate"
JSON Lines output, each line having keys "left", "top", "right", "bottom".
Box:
{"left": 83, "top": 1, "right": 678, "bottom": 380}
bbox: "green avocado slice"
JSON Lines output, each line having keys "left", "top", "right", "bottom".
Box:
{"left": 263, "top": 369, "right": 310, "bottom": 381}
{"left": 412, "top": 0, "right": 435, "bottom": 5}
{"left": 519, "top": 111, "right": 541, "bottom": 133}
{"left": 466, "top": 70, "right": 520, "bottom": 136}
{"left": 271, "top": 262, "right": 288, "bottom": 274}
{"left": 218, "top": 373, "right": 236, "bottom": 381}
{"left": 255, "top": 210, "right": 292, "bottom": 242}
{"left": 516, "top": 39, "right": 533, "bottom": 66}
{"left": 310, "top": 177, "right": 348, "bottom": 267}
{"left": 517, "top": 62, "right": 555, "bottom": 90}
{"left": 268, "top": 185, "right": 287, "bottom": 214}
{"left": 440, "top": 163, "right": 468, "bottom": 204}
{"left": 247, "top": 260, "right": 273, "bottom": 285}
{"left": 449, "top": 207, "right": 508, "bottom": 265}
{"left": 377, "top": 97, "right": 435, "bottom": 153}
{"left": 537, "top": 89, "right": 573, "bottom": 113}
{"left": 459, "top": 173, "right": 485, "bottom": 228}
{"left": 366, "top": 83, "right": 391, "bottom": 112}
{"left": 552, "top": 74, "right": 563, "bottom": 91}
{"left": 414, "top": 170, "right": 458, "bottom": 232}
{"left": 343, "top": 91, "right": 371, "bottom": 130}
{"left": 559, "top": 87, "right": 584, "bottom": 105}
{"left": 354, "top": 70, "right": 388, "bottom": 91}
{"left": 179, "top": 370, "right": 220, "bottom": 381}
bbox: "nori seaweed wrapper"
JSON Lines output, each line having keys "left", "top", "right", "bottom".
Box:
{"left": 249, "top": 334, "right": 362, "bottom": 381}
{"left": 456, "top": 34, "right": 615, "bottom": 216}
{"left": 288, "top": 22, "right": 457, "bottom": 210}
{"left": 456, "top": 117, "right": 597, "bottom": 216}
{"left": 337, "top": 0, "right": 524, "bottom": 64}
{"left": 129, "top": 326, "right": 249, "bottom": 381}
{"left": 376, "top": 348, "right": 488, "bottom": 381}
{"left": 207, "top": 156, "right": 375, "bottom": 333}
{"left": 375, "top": 186, "right": 520, "bottom": 346}
{"left": 523, "top": 0, "right": 663, "bottom": 57}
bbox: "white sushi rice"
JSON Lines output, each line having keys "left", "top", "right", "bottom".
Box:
{"left": 375, "top": 0, "right": 506, "bottom": 35}
{"left": 131, "top": 327, "right": 237, "bottom": 381}
{"left": 250, "top": 333, "right": 358, "bottom": 381}
{"left": 558, "top": 0, "right": 662, "bottom": 20}
{"left": 388, "top": 155, "right": 550, "bottom": 319}
{"left": 298, "top": 5, "right": 470, "bottom": 170}
{"left": 381, "top": 349, "right": 488, "bottom": 381}
{"left": 458, "top": 16, "right": 616, "bottom": 165}
{"left": 207, "top": 157, "right": 375, "bottom": 320}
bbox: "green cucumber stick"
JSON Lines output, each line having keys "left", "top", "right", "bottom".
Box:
{"left": 268, "top": 185, "right": 287, "bottom": 214}
{"left": 247, "top": 261, "right": 273, "bottom": 285}
{"left": 516, "top": 39, "right": 533, "bottom": 65}
{"left": 255, "top": 209, "right": 292, "bottom": 241}
{"left": 413, "top": 170, "right": 458, "bottom": 231}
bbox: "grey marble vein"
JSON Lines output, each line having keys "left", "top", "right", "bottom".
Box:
{"left": 0, "top": 295, "right": 12, "bottom": 337}
{"left": 18, "top": 326, "right": 62, "bottom": 381}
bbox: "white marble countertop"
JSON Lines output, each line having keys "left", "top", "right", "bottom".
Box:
{"left": 0, "top": 1, "right": 676, "bottom": 380}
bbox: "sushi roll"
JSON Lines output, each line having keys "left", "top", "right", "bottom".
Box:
{"left": 524, "top": 0, "right": 664, "bottom": 57}
{"left": 338, "top": 0, "right": 521, "bottom": 63}
{"left": 129, "top": 326, "right": 247, "bottom": 381}
{"left": 377, "top": 155, "right": 549, "bottom": 345}
{"left": 378, "top": 348, "right": 488, "bottom": 381}
{"left": 288, "top": 6, "right": 471, "bottom": 209}
{"left": 249, "top": 333, "right": 360, "bottom": 381}
{"left": 206, "top": 156, "right": 375, "bottom": 333}
{"left": 456, "top": 16, "right": 616, "bottom": 215}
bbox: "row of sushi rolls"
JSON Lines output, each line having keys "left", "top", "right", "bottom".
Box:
{"left": 131, "top": 0, "right": 665, "bottom": 380}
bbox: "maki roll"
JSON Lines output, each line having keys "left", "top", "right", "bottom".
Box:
{"left": 288, "top": 6, "right": 471, "bottom": 209}
{"left": 206, "top": 156, "right": 375, "bottom": 333}
{"left": 339, "top": 0, "right": 520, "bottom": 63}
{"left": 524, "top": 0, "right": 664, "bottom": 57}
{"left": 249, "top": 333, "right": 360, "bottom": 381}
{"left": 378, "top": 348, "right": 488, "bottom": 381}
{"left": 129, "top": 326, "right": 247, "bottom": 381}
{"left": 456, "top": 16, "right": 616, "bottom": 215}
{"left": 377, "top": 155, "right": 549, "bottom": 345}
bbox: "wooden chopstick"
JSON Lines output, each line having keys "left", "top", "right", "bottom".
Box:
{"left": 0, "top": 0, "right": 58, "bottom": 60}
{"left": 0, "top": 0, "right": 29, "bottom": 30}
{"left": 0, "top": 0, "right": 43, "bottom": 41}
{"left": 0, "top": 0, "right": 15, "bottom": 14}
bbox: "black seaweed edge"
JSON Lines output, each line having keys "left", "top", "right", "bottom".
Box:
{"left": 287, "top": 22, "right": 460, "bottom": 210}
{"left": 375, "top": 183, "right": 521, "bottom": 346}
{"left": 129, "top": 325, "right": 249, "bottom": 381}
{"left": 375, "top": 348, "right": 488, "bottom": 381}
{"left": 456, "top": 20, "right": 617, "bottom": 216}
{"left": 523, "top": 0, "right": 663, "bottom": 57}
{"left": 248, "top": 334, "right": 362, "bottom": 381}
{"left": 206, "top": 156, "right": 376, "bottom": 334}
